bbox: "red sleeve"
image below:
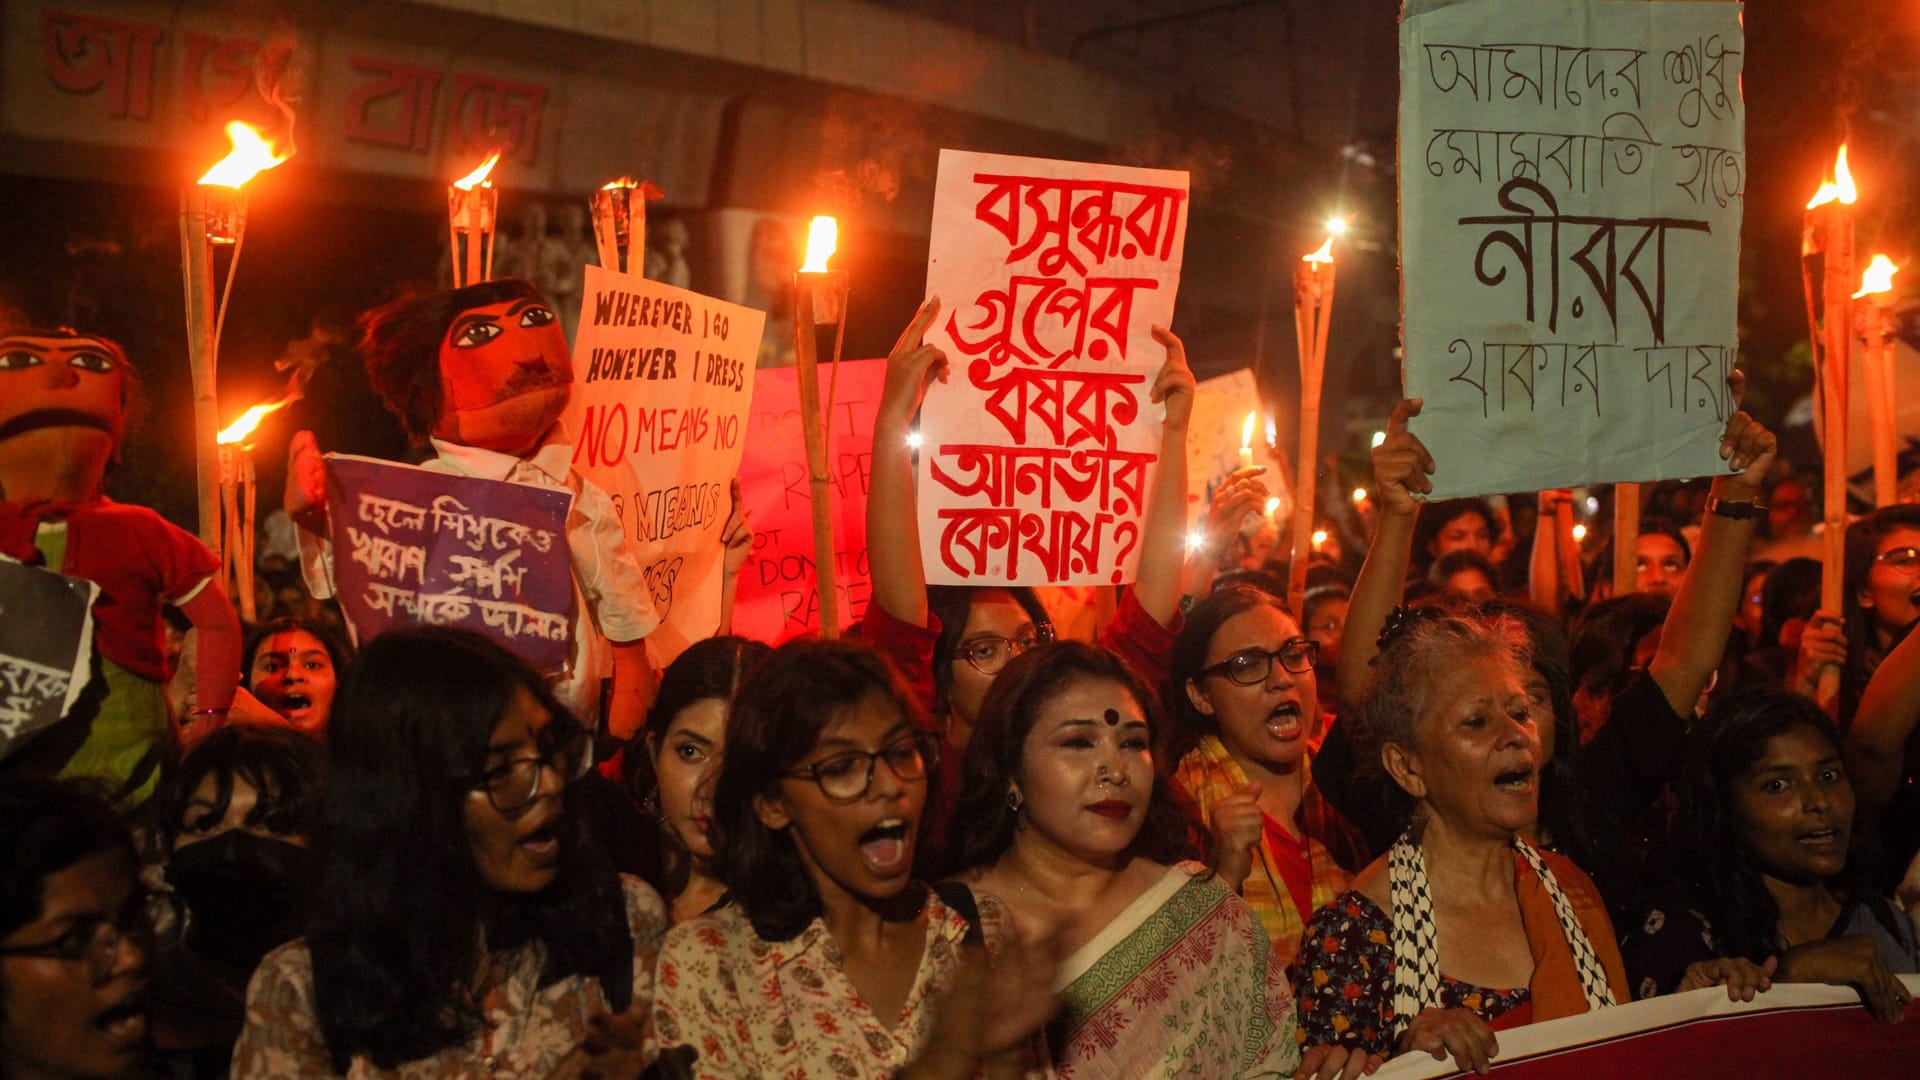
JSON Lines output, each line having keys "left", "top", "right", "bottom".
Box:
{"left": 1098, "top": 588, "right": 1179, "bottom": 702}
{"left": 135, "top": 507, "right": 221, "bottom": 602}
{"left": 852, "top": 603, "right": 942, "bottom": 721}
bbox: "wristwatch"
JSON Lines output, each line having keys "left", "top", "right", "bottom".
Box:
{"left": 1706, "top": 495, "right": 1768, "bottom": 521}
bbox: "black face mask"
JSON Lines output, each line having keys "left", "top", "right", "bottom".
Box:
{"left": 166, "top": 831, "right": 312, "bottom": 971}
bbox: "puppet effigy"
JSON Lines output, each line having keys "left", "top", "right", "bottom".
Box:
{"left": 288, "top": 279, "right": 658, "bottom": 737}
{"left": 0, "top": 329, "right": 240, "bottom": 802}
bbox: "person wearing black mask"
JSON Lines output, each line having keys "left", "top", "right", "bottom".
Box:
{"left": 152, "top": 725, "right": 321, "bottom": 1077}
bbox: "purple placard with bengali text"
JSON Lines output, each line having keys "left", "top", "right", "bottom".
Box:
{"left": 324, "top": 454, "right": 576, "bottom": 674}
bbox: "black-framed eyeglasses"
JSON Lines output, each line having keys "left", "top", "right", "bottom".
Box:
{"left": 0, "top": 890, "right": 184, "bottom": 980}
{"left": 467, "top": 723, "right": 594, "bottom": 814}
{"left": 1199, "top": 638, "right": 1320, "bottom": 686}
{"left": 1874, "top": 546, "right": 1920, "bottom": 576}
{"left": 956, "top": 625, "right": 1055, "bottom": 676}
{"left": 783, "top": 733, "right": 940, "bottom": 803}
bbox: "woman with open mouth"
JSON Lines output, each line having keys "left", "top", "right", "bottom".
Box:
{"left": 239, "top": 616, "right": 349, "bottom": 735}
{"left": 1290, "top": 610, "right": 1629, "bottom": 1080}
{"left": 653, "top": 639, "right": 1056, "bottom": 1078}
{"left": 1622, "top": 690, "right": 1917, "bottom": 1023}
{"left": 1168, "top": 583, "right": 1367, "bottom": 966}
{"left": 951, "top": 640, "right": 1300, "bottom": 1077}
{"left": 232, "top": 628, "right": 667, "bottom": 1078}
{"left": 1, "top": 777, "right": 172, "bottom": 1080}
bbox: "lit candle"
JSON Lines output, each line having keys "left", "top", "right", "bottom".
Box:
{"left": 1239, "top": 411, "right": 1258, "bottom": 471}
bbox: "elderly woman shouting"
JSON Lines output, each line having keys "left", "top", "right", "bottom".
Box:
{"left": 1287, "top": 609, "right": 1631, "bottom": 1078}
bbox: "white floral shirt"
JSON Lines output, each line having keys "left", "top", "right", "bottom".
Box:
{"left": 652, "top": 891, "right": 973, "bottom": 1078}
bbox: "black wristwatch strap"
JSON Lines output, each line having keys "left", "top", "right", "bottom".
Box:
{"left": 1706, "top": 495, "right": 1768, "bottom": 521}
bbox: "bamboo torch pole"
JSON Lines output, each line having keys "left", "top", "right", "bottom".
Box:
{"left": 1856, "top": 255, "right": 1900, "bottom": 507}
{"left": 1806, "top": 146, "right": 1857, "bottom": 706}
{"left": 180, "top": 192, "right": 222, "bottom": 553}
{"left": 793, "top": 217, "right": 847, "bottom": 638}
{"left": 1287, "top": 229, "right": 1338, "bottom": 616}
{"left": 1612, "top": 483, "right": 1641, "bottom": 597}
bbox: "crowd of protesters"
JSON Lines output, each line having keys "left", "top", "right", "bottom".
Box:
{"left": 4, "top": 288, "right": 1919, "bottom": 1080}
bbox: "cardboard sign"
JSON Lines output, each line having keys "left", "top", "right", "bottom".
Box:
{"left": 1375, "top": 979, "right": 1920, "bottom": 1079}
{"left": 917, "top": 149, "right": 1189, "bottom": 586}
{"left": 323, "top": 454, "right": 575, "bottom": 673}
{"left": 1400, "top": 0, "right": 1745, "bottom": 496}
{"left": 567, "top": 265, "right": 764, "bottom": 663}
{"left": 732, "top": 359, "right": 885, "bottom": 643}
{"left": 0, "top": 559, "right": 97, "bottom": 761}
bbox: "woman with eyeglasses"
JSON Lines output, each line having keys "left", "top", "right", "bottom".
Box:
{"left": 1, "top": 776, "right": 172, "bottom": 1079}
{"left": 952, "top": 641, "right": 1300, "bottom": 1077}
{"left": 1168, "top": 582, "right": 1366, "bottom": 965}
{"left": 232, "top": 628, "right": 666, "bottom": 1078}
{"left": 1844, "top": 505, "right": 1920, "bottom": 886}
{"left": 652, "top": 639, "right": 1056, "bottom": 1078}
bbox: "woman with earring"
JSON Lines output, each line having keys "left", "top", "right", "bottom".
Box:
{"left": 953, "top": 641, "right": 1299, "bottom": 1078}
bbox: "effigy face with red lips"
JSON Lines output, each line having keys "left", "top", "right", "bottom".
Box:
{"left": 0, "top": 329, "right": 239, "bottom": 802}
{"left": 431, "top": 294, "right": 573, "bottom": 456}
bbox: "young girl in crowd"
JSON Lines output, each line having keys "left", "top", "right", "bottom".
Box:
{"left": 239, "top": 616, "right": 349, "bottom": 734}
{"left": 651, "top": 639, "right": 1055, "bottom": 1078}
{"left": 620, "top": 635, "right": 770, "bottom": 924}
{"left": 151, "top": 725, "right": 323, "bottom": 1076}
{"left": 954, "top": 641, "right": 1298, "bottom": 1077}
{"left": 1168, "top": 583, "right": 1365, "bottom": 964}
{"left": 232, "top": 628, "right": 664, "bottom": 1078}
{"left": 1, "top": 778, "right": 168, "bottom": 1080}
{"left": 1624, "top": 691, "right": 1917, "bottom": 1022}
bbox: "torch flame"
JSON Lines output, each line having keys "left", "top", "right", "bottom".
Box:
{"left": 1241, "top": 411, "right": 1258, "bottom": 449}
{"left": 1854, "top": 254, "right": 1899, "bottom": 299}
{"left": 1304, "top": 235, "right": 1335, "bottom": 264}
{"left": 800, "top": 216, "right": 838, "bottom": 273}
{"left": 602, "top": 175, "right": 637, "bottom": 190}
{"left": 1807, "top": 145, "right": 1857, "bottom": 209}
{"left": 217, "top": 398, "right": 291, "bottom": 446}
{"left": 453, "top": 151, "right": 501, "bottom": 190}
{"left": 197, "top": 122, "right": 288, "bottom": 188}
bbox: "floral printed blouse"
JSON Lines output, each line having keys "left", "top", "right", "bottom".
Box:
{"left": 231, "top": 876, "right": 666, "bottom": 1078}
{"left": 652, "top": 889, "right": 974, "bottom": 1078}
{"left": 1286, "top": 891, "right": 1528, "bottom": 1057}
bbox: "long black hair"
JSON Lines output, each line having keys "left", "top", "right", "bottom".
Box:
{"left": 622, "top": 635, "right": 770, "bottom": 895}
{"left": 710, "top": 639, "right": 930, "bottom": 942}
{"left": 1668, "top": 690, "right": 1877, "bottom": 964}
{"left": 952, "top": 641, "right": 1201, "bottom": 872}
{"left": 306, "top": 628, "right": 631, "bottom": 1072}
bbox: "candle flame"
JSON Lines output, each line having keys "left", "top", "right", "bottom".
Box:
{"left": 1572, "top": 523, "right": 1588, "bottom": 542}
{"left": 1807, "top": 145, "right": 1857, "bottom": 209}
{"left": 602, "top": 176, "right": 637, "bottom": 190}
{"left": 1326, "top": 216, "right": 1349, "bottom": 236}
{"left": 197, "top": 122, "right": 288, "bottom": 188}
{"left": 1353, "top": 487, "right": 1368, "bottom": 503}
{"left": 800, "top": 216, "right": 838, "bottom": 273}
{"left": 453, "top": 151, "right": 501, "bottom": 190}
{"left": 1854, "top": 254, "right": 1899, "bottom": 298}
{"left": 1303, "top": 235, "right": 1335, "bottom": 264}
{"left": 217, "top": 398, "right": 291, "bottom": 445}
{"left": 1241, "top": 411, "right": 1258, "bottom": 449}
{"left": 1265, "top": 415, "right": 1277, "bottom": 447}
{"left": 1312, "top": 529, "right": 1329, "bottom": 547}
{"left": 1265, "top": 496, "right": 1281, "bottom": 516}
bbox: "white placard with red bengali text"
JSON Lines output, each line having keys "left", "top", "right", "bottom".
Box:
{"left": 918, "top": 149, "right": 1188, "bottom": 586}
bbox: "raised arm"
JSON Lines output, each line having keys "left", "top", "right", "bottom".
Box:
{"left": 867, "top": 297, "right": 948, "bottom": 627}
{"left": 1128, "top": 325, "right": 1195, "bottom": 627}
{"left": 1847, "top": 619, "right": 1920, "bottom": 809}
{"left": 1645, "top": 372, "right": 1774, "bottom": 717}
{"left": 1336, "top": 398, "right": 1433, "bottom": 713}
